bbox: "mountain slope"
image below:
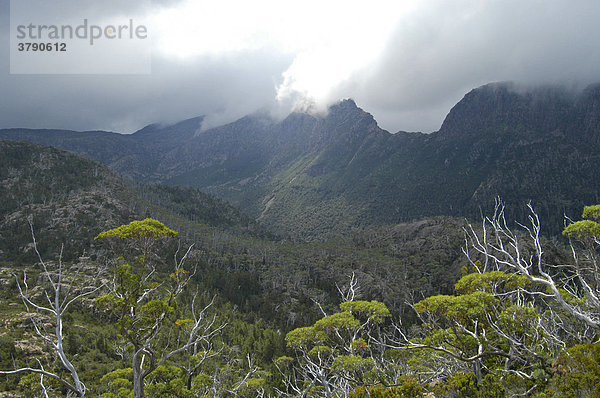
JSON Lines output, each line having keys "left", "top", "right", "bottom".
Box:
{"left": 0, "top": 140, "right": 268, "bottom": 262}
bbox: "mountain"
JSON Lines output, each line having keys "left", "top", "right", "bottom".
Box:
{"left": 2, "top": 82, "right": 600, "bottom": 239}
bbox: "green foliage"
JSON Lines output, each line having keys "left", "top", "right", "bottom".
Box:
{"left": 351, "top": 338, "right": 370, "bottom": 355}
{"left": 190, "top": 373, "right": 212, "bottom": 392}
{"left": 581, "top": 205, "right": 600, "bottom": 221}
{"left": 314, "top": 311, "right": 361, "bottom": 333}
{"left": 496, "top": 305, "right": 539, "bottom": 337}
{"left": 145, "top": 364, "right": 190, "bottom": 398}
{"left": 285, "top": 326, "right": 327, "bottom": 350}
{"left": 140, "top": 299, "right": 174, "bottom": 320}
{"left": 235, "top": 377, "right": 266, "bottom": 398}
{"left": 274, "top": 356, "right": 294, "bottom": 371}
{"left": 99, "top": 368, "right": 133, "bottom": 397}
{"left": 435, "top": 371, "right": 478, "bottom": 398}
{"left": 95, "top": 218, "right": 178, "bottom": 241}
{"left": 340, "top": 300, "right": 391, "bottom": 323}
{"left": 284, "top": 300, "right": 396, "bottom": 394}
{"left": 477, "top": 374, "right": 506, "bottom": 398}
{"left": 454, "top": 271, "right": 531, "bottom": 295}
{"left": 415, "top": 291, "right": 498, "bottom": 324}
{"left": 349, "top": 378, "right": 423, "bottom": 398}
{"left": 308, "top": 345, "right": 333, "bottom": 360}
{"left": 18, "top": 373, "right": 64, "bottom": 398}
{"left": 100, "top": 368, "right": 133, "bottom": 383}
{"left": 331, "top": 355, "right": 375, "bottom": 374}
{"left": 0, "top": 335, "right": 16, "bottom": 366}
{"left": 563, "top": 219, "right": 600, "bottom": 240}
{"left": 95, "top": 262, "right": 169, "bottom": 332}
{"left": 563, "top": 204, "right": 600, "bottom": 240}
{"left": 548, "top": 343, "right": 600, "bottom": 397}
{"left": 412, "top": 269, "right": 564, "bottom": 395}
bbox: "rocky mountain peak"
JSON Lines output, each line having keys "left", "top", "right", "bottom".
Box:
{"left": 438, "top": 82, "right": 574, "bottom": 139}
{"left": 324, "top": 98, "right": 382, "bottom": 136}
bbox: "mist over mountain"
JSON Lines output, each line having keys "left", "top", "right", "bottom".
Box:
{"left": 2, "top": 82, "right": 599, "bottom": 239}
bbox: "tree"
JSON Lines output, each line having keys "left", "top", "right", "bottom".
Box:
{"left": 278, "top": 297, "right": 392, "bottom": 397}
{"left": 392, "top": 270, "right": 562, "bottom": 394}
{"left": 380, "top": 201, "right": 600, "bottom": 395}
{"left": 464, "top": 201, "right": 600, "bottom": 331}
{"left": 94, "top": 219, "right": 223, "bottom": 398}
{"left": 0, "top": 221, "right": 102, "bottom": 397}
{"left": 400, "top": 200, "right": 600, "bottom": 394}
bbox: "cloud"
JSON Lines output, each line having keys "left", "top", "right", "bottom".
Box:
{"left": 149, "top": 0, "right": 407, "bottom": 115}
{"left": 0, "top": 48, "right": 291, "bottom": 133}
{"left": 333, "top": 0, "right": 600, "bottom": 132}
{"left": 1, "top": 0, "right": 599, "bottom": 134}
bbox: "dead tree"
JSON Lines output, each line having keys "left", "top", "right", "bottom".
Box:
{"left": 0, "top": 222, "right": 103, "bottom": 396}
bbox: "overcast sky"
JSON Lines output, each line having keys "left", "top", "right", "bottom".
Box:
{"left": 1, "top": 0, "right": 600, "bottom": 134}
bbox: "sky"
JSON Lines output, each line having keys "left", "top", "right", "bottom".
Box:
{"left": 1, "top": 0, "right": 600, "bottom": 134}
